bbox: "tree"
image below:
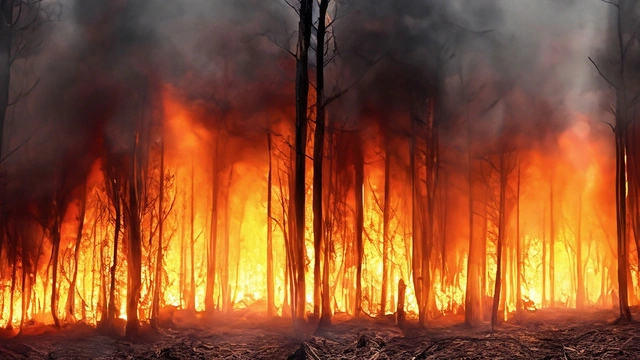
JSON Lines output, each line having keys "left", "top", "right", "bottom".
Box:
{"left": 291, "top": 0, "right": 313, "bottom": 329}
{"left": 313, "top": 0, "right": 330, "bottom": 322}
{"left": 589, "top": 0, "right": 640, "bottom": 321}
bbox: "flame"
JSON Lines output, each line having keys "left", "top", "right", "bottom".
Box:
{"left": 0, "top": 90, "right": 636, "bottom": 330}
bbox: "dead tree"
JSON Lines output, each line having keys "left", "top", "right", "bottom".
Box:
{"left": 292, "top": 0, "right": 313, "bottom": 328}
{"left": 354, "top": 144, "right": 364, "bottom": 317}
{"left": 489, "top": 151, "right": 516, "bottom": 329}
{"left": 65, "top": 181, "right": 87, "bottom": 324}
{"left": 589, "top": 0, "right": 640, "bottom": 321}
{"left": 205, "top": 134, "right": 220, "bottom": 314}
{"left": 266, "top": 131, "right": 276, "bottom": 317}
{"left": 150, "top": 137, "right": 165, "bottom": 329}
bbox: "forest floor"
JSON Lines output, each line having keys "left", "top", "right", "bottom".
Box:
{"left": 0, "top": 307, "right": 639, "bottom": 359}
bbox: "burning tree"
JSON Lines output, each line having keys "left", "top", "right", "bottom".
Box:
{"left": 0, "top": 0, "right": 637, "bottom": 346}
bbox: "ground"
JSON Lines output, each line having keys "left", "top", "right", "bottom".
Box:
{"left": 0, "top": 308, "right": 639, "bottom": 359}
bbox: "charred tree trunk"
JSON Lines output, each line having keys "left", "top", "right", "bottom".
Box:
{"left": 188, "top": 159, "right": 196, "bottom": 312}
{"left": 66, "top": 184, "right": 87, "bottom": 324}
{"left": 293, "top": 0, "right": 313, "bottom": 327}
{"left": 549, "top": 176, "right": 555, "bottom": 307}
{"left": 615, "top": 121, "right": 631, "bottom": 319}
{"left": 576, "top": 194, "right": 585, "bottom": 309}
{"left": 380, "top": 145, "right": 391, "bottom": 317}
{"left": 396, "top": 279, "right": 406, "bottom": 328}
{"left": 151, "top": 139, "right": 165, "bottom": 328}
{"left": 465, "top": 108, "right": 483, "bottom": 325}
{"left": 266, "top": 132, "right": 276, "bottom": 317}
{"left": 421, "top": 100, "right": 439, "bottom": 325}
{"left": 126, "top": 177, "right": 143, "bottom": 337}
{"left": 354, "top": 147, "right": 364, "bottom": 317}
{"left": 106, "top": 178, "right": 121, "bottom": 328}
{"left": 7, "top": 233, "right": 16, "bottom": 330}
{"left": 320, "top": 118, "right": 335, "bottom": 327}
{"left": 516, "top": 164, "right": 522, "bottom": 316}
{"left": 205, "top": 141, "right": 219, "bottom": 314}
{"left": 50, "top": 217, "right": 62, "bottom": 328}
{"left": 410, "top": 116, "right": 423, "bottom": 321}
{"left": 313, "top": 0, "right": 329, "bottom": 320}
{"left": 491, "top": 155, "right": 509, "bottom": 330}
{"left": 589, "top": 3, "right": 632, "bottom": 320}
{"left": 221, "top": 166, "right": 233, "bottom": 313}
{"left": 542, "top": 204, "right": 547, "bottom": 308}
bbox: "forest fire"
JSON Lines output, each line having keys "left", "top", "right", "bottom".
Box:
{"left": 2, "top": 0, "right": 640, "bottom": 359}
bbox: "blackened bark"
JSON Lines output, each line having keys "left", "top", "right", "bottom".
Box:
{"left": 266, "top": 132, "right": 276, "bottom": 317}
{"left": 293, "top": 0, "right": 313, "bottom": 327}
{"left": 151, "top": 139, "right": 165, "bottom": 328}
{"left": 313, "top": 0, "right": 329, "bottom": 319}
{"left": 66, "top": 183, "right": 87, "bottom": 324}
{"left": 354, "top": 147, "right": 364, "bottom": 317}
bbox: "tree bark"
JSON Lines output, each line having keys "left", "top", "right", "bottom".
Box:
{"left": 266, "top": 132, "right": 276, "bottom": 317}
{"left": 50, "top": 217, "right": 61, "bottom": 328}
{"left": 516, "top": 164, "right": 522, "bottom": 316}
{"left": 313, "top": 0, "right": 329, "bottom": 320}
{"left": 491, "top": 155, "right": 509, "bottom": 329}
{"left": 396, "top": 279, "right": 406, "bottom": 328}
{"left": 188, "top": 158, "right": 196, "bottom": 311}
{"left": 293, "top": 0, "right": 313, "bottom": 328}
{"left": 126, "top": 176, "right": 142, "bottom": 338}
{"left": 151, "top": 139, "right": 165, "bottom": 328}
{"left": 354, "top": 147, "right": 364, "bottom": 317}
{"left": 380, "top": 144, "right": 391, "bottom": 317}
{"left": 106, "top": 178, "right": 120, "bottom": 328}
{"left": 205, "top": 139, "right": 219, "bottom": 313}
{"left": 576, "top": 194, "right": 585, "bottom": 309}
{"left": 66, "top": 184, "right": 87, "bottom": 324}
{"left": 549, "top": 176, "right": 555, "bottom": 307}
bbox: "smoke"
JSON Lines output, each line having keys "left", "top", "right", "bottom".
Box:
{"left": 3, "top": 0, "right": 616, "bottom": 235}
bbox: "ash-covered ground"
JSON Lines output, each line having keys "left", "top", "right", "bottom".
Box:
{"left": 0, "top": 308, "right": 639, "bottom": 359}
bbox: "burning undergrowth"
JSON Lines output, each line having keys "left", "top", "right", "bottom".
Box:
{"left": 0, "top": 0, "right": 636, "bottom": 351}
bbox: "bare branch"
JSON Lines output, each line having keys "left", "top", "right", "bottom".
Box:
{"left": 588, "top": 56, "right": 617, "bottom": 89}
{"left": 600, "top": 0, "right": 620, "bottom": 8}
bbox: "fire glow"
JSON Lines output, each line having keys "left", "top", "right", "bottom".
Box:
{"left": 0, "top": 0, "right": 637, "bottom": 339}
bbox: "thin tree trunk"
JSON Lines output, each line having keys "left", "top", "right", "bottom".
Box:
{"left": 293, "top": 0, "right": 312, "bottom": 329}
{"left": 615, "top": 126, "right": 631, "bottom": 319}
{"left": 205, "top": 139, "right": 219, "bottom": 313}
{"left": 542, "top": 204, "right": 547, "bottom": 308}
{"left": 320, "top": 121, "right": 335, "bottom": 326}
{"left": 380, "top": 145, "right": 391, "bottom": 317}
{"left": 107, "top": 179, "right": 121, "bottom": 328}
{"left": 516, "top": 164, "right": 522, "bottom": 316}
{"left": 151, "top": 139, "right": 165, "bottom": 328}
{"left": 66, "top": 183, "right": 87, "bottom": 324}
{"left": 312, "top": 0, "right": 329, "bottom": 320}
{"left": 354, "top": 147, "right": 364, "bottom": 317}
{"left": 188, "top": 158, "right": 196, "bottom": 311}
{"left": 396, "top": 279, "right": 406, "bottom": 328}
{"left": 7, "top": 237, "right": 16, "bottom": 330}
{"left": 491, "top": 154, "right": 509, "bottom": 330}
{"left": 464, "top": 96, "right": 482, "bottom": 325}
{"left": 221, "top": 166, "right": 233, "bottom": 313}
{"left": 409, "top": 116, "right": 423, "bottom": 321}
{"left": 126, "top": 177, "right": 143, "bottom": 338}
{"left": 549, "top": 176, "right": 555, "bottom": 307}
{"left": 576, "top": 194, "right": 585, "bottom": 309}
{"left": 266, "top": 132, "right": 276, "bottom": 317}
{"left": 50, "top": 218, "right": 61, "bottom": 328}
